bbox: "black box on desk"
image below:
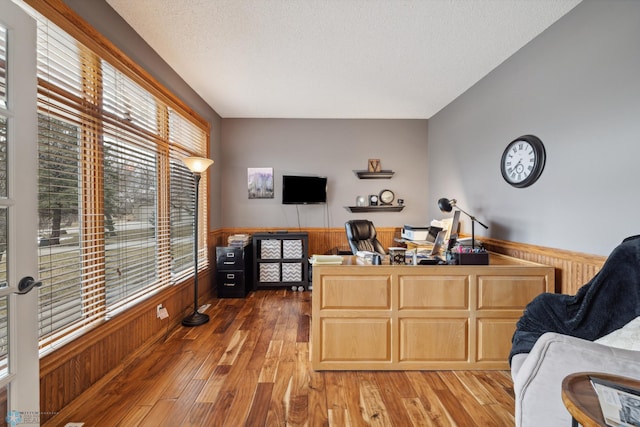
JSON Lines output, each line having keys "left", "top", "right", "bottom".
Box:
{"left": 457, "top": 252, "right": 489, "bottom": 265}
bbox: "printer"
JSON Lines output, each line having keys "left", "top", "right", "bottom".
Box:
{"left": 401, "top": 225, "right": 442, "bottom": 242}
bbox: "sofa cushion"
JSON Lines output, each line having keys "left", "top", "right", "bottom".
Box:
{"left": 595, "top": 316, "right": 640, "bottom": 350}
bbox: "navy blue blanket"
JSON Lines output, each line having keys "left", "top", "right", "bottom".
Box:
{"left": 509, "top": 235, "right": 640, "bottom": 365}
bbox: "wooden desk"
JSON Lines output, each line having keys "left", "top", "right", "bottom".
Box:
{"left": 562, "top": 372, "right": 640, "bottom": 427}
{"left": 311, "top": 254, "right": 554, "bottom": 371}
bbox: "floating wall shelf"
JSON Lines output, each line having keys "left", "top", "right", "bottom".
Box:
{"left": 353, "top": 170, "right": 395, "bottom": 179}
{"left": 345, "top": 205, "right": 404, "bottom": 213}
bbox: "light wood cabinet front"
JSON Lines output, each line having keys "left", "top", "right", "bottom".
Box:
{"left": 477, "top": 318, "right": 518, "bottom": 362}
{"left": 400, "top": 318, "right": 468, "bottom": 361}
{"left": 320, "top": 275, "right": 391, "bottom": 309}
{"left": 320, "top": 318, "right": 391, "bottom": 362}
{"left": 311, "top": 254, "right": 554, "bottom": 370}
{"left": 477, "top": 274, "right": 548, "bottom": 309}
{"left": 399, "top": 275, "right": 468, "bottom": 309}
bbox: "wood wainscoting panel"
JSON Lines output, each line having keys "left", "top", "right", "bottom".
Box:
{"left": 477, "top": 274, "right": 549, "bottom": 309}
{"left": 399, "top": 318, "right": 468, "bottom": 361}
{"left": 320, "top": 275, "right": 391, "bottom": 310}
{"left": 476, "top": 319, "right": 518, "bottom": 362}
{"left": 481, "top": 237, "right": 605, "bottom": 295}
{"left": 320, "top": 318, "right": 391, "bottom": 362}
{"left": 399, "top": 275, "right": 469, "bottom": 310}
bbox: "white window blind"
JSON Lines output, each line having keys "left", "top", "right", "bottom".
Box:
{"left": 170, "top": 149, "right": 195, "bottom": 279}
{"left": 37, "top": 113, "right": 89, "bottom": 344}
{"left": 103, "top": 138, "right": 159, "bottom": 310}
{"left": 169, "top": 110, "right": 210, "bottom": 281}
{"left": 34, "top": 14, "right": 209, "bottom": 353}
{"left": 0, "top": 24, "right": 6, "bottom": 109}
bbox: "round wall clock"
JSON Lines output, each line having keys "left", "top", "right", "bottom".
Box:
{"left": 379, "top": 189, "right": 395, "bottom": 205}
{"left": 500, "top": 134, "right": 546, "bottom": 188}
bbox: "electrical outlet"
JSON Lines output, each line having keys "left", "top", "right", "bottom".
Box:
{"left": 157, "top": 304, "right": 169, "bottom": 320}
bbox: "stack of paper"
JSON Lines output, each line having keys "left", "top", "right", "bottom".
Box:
{"left": 309, "top": 255, "right": 344, "bottom": 265}
{"left": 228, "top": 234, "right": 251, "bottom": 247}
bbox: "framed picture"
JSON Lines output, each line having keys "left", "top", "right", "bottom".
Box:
{"left": 368, "top": 159, "right": 381, "bottom": 173}
{"left": 248, "top": 167, "right": 274, "bottom": 199}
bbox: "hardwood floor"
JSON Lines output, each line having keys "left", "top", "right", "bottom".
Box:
{"left": 44, "top": 289, "right": 516, "bottom": 426}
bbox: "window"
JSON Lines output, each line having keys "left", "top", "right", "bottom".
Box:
{"left": 103, "top": 138, "right": 158, "bottom": 308}
{"left": 33, "top": 13, "right": 210, "bottom": 353}
{"left": 170, "top": 152, "right": 196, "bottom": 276}
{"left": 38, "top": 114, "right": 85, "bottom": 341}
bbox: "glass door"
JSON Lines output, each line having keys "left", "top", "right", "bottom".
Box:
{"left": 0, "top": 0, "right": 40, "bottom": 425}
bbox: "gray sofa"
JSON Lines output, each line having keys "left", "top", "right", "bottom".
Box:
{"left": 511, "top": 330, "right": 640, "bottom": 427}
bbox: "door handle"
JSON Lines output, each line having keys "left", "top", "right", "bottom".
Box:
{"left": 16, "top": 276, "right": 42, "bottom": 295}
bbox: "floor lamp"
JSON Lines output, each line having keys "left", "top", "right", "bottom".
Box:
{"left": 438, "top": 198, "right": 488, "bottom": 249}
{"left": 182, "top": 156, "right": 214, "bottom": 327}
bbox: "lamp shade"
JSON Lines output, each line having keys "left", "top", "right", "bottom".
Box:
{"left": 183, "top": 156, "right": 214, "bottom": 173}
{"left": 438, "top": 198, "right": 456, "bottom": 213}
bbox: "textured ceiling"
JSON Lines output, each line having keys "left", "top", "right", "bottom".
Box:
{"left": 106, "top": 0, "right": 582, "bottom": 119}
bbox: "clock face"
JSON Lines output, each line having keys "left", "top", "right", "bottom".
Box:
{"left": 379, "top": 189, "right": 394, "bottom": 205}
{"left": 501, "top": 135, "right": 546, "bottom": 188}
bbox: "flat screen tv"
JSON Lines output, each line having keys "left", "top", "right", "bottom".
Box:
{"left": 282, "top": 175, "right": 327, "bottom": 204}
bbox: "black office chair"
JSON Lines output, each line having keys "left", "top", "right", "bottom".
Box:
{"left": 345, "top": 220, "right": 385, "bottom": 255}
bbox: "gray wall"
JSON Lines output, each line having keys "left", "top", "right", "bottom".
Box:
{"left": 427, "top": 0, "right": 640, "bottom": 256}
{"left": 221, "top": 119, "right": 429, "bottom": 229}
{"left": 64, "top": 0, "right": 640, "bottom": 256}
{"left": 63, "top": 0, "right": 224, "bottom": 228}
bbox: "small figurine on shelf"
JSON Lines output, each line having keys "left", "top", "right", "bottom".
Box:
{"left": 368, "top": 159, "right": 381, "bottom": 173}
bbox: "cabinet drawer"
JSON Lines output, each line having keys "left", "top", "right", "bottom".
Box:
{"left": 283, "top": 239, "right": 303, "bottom": 259}
{"left": 216, "top": 247, "right": 245, "bottom": 270}
{"left": 260, "top": 239, "right": 281, "bottom": 259}
{"left": 217, "top": 271, "right": 246, "bottom": 298}
{"left": 259, "top": 263, "right": 280, "bottom": 282}
{"left": 282, "top": 262, "right": 302, "bottom": 282}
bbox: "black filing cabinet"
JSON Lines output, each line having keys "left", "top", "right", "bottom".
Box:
{"left": 216, "top": 245, "right": 252, "bottom": 298}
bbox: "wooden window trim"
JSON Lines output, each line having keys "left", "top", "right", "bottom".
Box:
{"left": 24, "top": 0, "right": 211, "bottom": 136}
{"left": 32, "top": 2, "right": 211, "bottom": 352}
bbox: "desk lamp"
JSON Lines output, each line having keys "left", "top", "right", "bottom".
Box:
{"left": 438, "top": 198, "right": 488, "bottom": 249}
{"left": 182, "top": 156, "right": 214, "bottom": 326}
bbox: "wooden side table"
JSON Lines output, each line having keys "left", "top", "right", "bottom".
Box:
{"left": 562, "top": 372, "right": 640, "bottom": 427}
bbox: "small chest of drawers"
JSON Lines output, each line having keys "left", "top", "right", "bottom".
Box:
{"left": 216, "top": 245, "right": 252, "bottom": 298}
